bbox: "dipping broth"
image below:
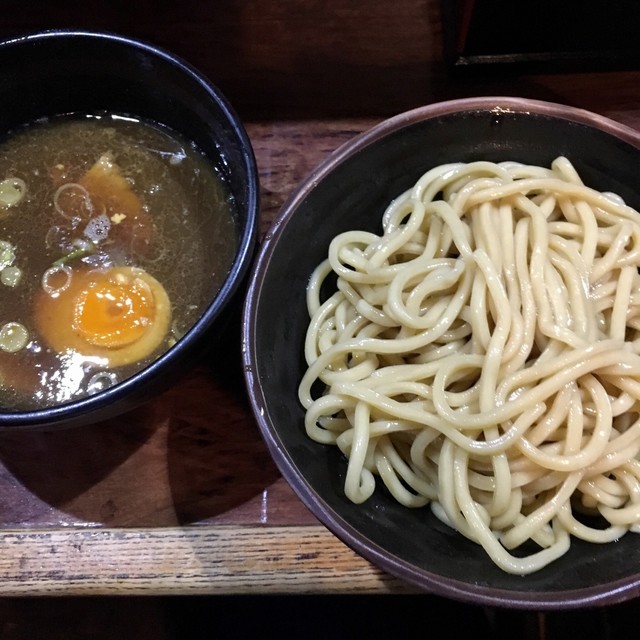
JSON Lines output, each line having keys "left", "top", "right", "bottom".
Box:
{"left": 0, "top": 114, "right": 238, "bottom": 410}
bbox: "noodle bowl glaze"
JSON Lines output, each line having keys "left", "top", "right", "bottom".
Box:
{"left": 244, "top": 97, "right": 640, "bottom": 608}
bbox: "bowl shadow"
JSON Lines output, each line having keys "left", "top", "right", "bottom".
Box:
{"left": 0, "top": 309, "right": 280, "bottom": 528}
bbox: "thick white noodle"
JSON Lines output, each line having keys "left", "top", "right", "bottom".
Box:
{"left": 298, "top": 157, "right": 640, "bottom": 575}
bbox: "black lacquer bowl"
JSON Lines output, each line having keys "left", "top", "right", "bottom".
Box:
{"left": 242, "top": 97, "right": 640, "bottom": 609}
{"left": 0, "top": 30, "right": 259, "bottom": 430}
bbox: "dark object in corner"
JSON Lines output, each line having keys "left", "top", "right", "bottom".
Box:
{"left": 442, "top": 0, "right": 640, "bottom": 73}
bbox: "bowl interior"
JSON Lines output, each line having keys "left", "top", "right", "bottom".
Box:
{"left": 0, "top": 31, "right": 255, "bottom": 209}
{"left": 245, "top": 99, "right": 640, "bottom": 608}
{"left": 0, "top": 31, "right": 258, "bottom": 428}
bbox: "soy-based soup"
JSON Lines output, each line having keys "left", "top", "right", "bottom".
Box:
{"left": 0, "top": 114, "right": 237, "bottom": 410}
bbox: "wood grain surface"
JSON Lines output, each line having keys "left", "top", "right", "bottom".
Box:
{"left": 0, "top": 525, "right": 415, "bottom": 596}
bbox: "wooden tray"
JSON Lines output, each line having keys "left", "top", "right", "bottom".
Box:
{"left": 2, "top": 71, "right": 640, "bottom": 594}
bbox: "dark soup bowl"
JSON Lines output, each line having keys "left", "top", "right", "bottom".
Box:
{"left": 0, "top": 30, "right": 258, "bottom": 429}
{"left": 243, "top": 97, "right": 640, "bottom": 609}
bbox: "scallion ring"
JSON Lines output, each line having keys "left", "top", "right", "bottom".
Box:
{"left": 1, "top": 266, "right": 22, "bottom": 287}
{"left": 0, "top": 240, "right": 16, "bottom": 270}
{"left": 86, "top": 371, "right": 119, "bottom": 394}
{"left": 53, "top": 183, "right": 94, "bottom": 220}
{"left": 0, "top": 322, "right": 29, "bottom": 353}
{"left": 0, "top": 178, "right": 26, "bottom": 208}
{"left": 42, "top": 263, "right": 73, "bottom": 296}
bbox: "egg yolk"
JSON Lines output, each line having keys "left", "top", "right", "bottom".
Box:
{"left": 73, "top": 274, "right": 153, "bottom": 348}
{"left": 35, "top": 266, "right": 171, "bottom": 367}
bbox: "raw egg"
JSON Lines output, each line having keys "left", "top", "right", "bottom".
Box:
{"left": 35, "top": 266, "right": 171, "bottom": 367}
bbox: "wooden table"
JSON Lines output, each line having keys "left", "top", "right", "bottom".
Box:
{"left": 2, "top": 69, "right": 640, "bottom": 597}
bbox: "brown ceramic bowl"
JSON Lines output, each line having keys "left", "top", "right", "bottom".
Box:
{"left": 243, "top": 96, "right": 640, "bottom": 609}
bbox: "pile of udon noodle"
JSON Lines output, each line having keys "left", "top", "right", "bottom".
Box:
{"left": 298, "top": 156, "right": 640, "bottom": 575}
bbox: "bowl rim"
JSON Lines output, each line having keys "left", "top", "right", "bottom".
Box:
{"left": 0, "top": 29, "right": 260, "bottom": 429}
{"left": 242, "top": 96, "right": 640, "bottom": 609}
{"left": 267, "top": 96, "right": 640, "bottom": 235}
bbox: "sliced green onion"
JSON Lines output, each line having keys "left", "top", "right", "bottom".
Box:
{"left": 42, "top": 264, "right": 72, "bottom": 296}
{"left": 87, "top": 371, "right": 119, "bottom": 394}
{"left": 0, "top": 178, "right": 26, "bottom": 208}
{"left": 53, "top": 182, "right": 93, "bottom": 220}
{"left": 0, "top": 240, "right": 16, "bottom": 270}
{"left": 53, "top": 241, "right": 95, "bottom": 267}
{"left": 1, "top": 266, "right": 22, "bottom": 287}
{"left": 0, "top": 322, "right": 29, "bottom": 353}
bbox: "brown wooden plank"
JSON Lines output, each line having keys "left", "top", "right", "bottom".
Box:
{"left": 0, "top": 525, "right": 415, "bottom": 595}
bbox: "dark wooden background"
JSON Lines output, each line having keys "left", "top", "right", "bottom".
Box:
{"left": 0, "top": 0, "right": 446, "bottom": 120}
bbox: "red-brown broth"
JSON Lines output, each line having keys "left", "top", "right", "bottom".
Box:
{"left": 0, "top": 114, "right": 237, "bottom": 410}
